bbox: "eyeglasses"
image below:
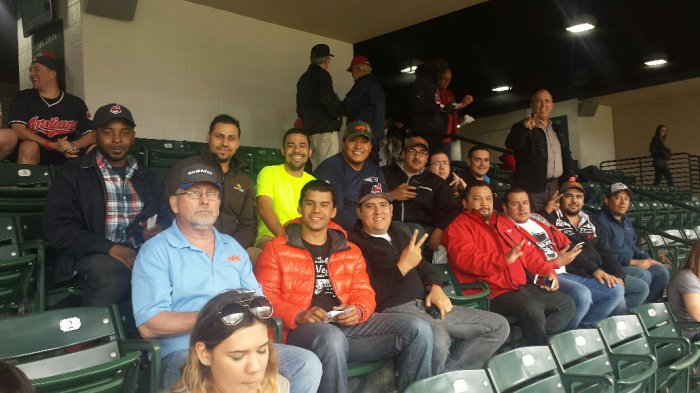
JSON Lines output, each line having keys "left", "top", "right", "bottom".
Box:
{"left": 429, "top": 160, "right": 450, "bottom": 167}
{"left": 405, "top": 148, "right": 429, "bottom": 157}
{"left": 175, "top": 190, "right": 221, "bottom": 200}
{"left": 217, "top": 296, "right": 274, "bottom": 326}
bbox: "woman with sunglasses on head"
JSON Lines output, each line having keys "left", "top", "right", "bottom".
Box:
{"left": 172, "top": 289, "right": 290, "bottom": 393}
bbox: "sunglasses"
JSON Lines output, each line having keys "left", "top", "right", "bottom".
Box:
{"left": 217, "top": 296, "right": 273, "bottom": 326}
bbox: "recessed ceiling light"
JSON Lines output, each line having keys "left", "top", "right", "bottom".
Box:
{"left": 492, "top": 85, "right": 512, "bottom": 92}
{"left": 644, "top": 59, "right": 667, "bottom": 67}
{"left": 566, "top": 15, "right": 596, "bottom": 33}
{"left": 400, "top": 66, "right": 417, "bottom": 74}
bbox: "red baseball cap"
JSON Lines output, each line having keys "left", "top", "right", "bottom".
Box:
{"left": 347, "top": 55, "right": 370, "bottom": 72}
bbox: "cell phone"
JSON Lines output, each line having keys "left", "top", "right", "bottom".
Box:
{"left": 533, "top": 274, "right": 556, "bottom": 289}
{"left": 574, "top": 241, "right": 585, "bottom": 248}
{"left": 425, "top": 305, "right": 441, "bottom": 319}
{"left": 326, "top": 308, "right": 351, "bottom": 322}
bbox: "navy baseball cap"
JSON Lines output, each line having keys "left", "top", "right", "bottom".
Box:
{"left": 174, "top": 163, "right": 222, "bottom": 195}
{"left": 93, "top": 103, "right": 136, "bottom": 128}
{"left": 357, "top": 181, "right": 394, "bottom": 205}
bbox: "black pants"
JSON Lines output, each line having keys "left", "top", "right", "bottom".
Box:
{"left": 76, "top": 253, "right": 132, "bottom": 307}
{"left": 490, "top": 283, "right": 575, "bottom": 346}
{"left": 653, "top": 165, "right": 673, "bottom": 186}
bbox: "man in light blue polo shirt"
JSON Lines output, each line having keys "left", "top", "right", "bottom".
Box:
{"left": 132, "top": 162, "right": 322, "bottom": 391}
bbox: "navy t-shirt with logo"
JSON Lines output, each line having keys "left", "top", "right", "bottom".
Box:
{"left": 303, "top": 238, "right": 340, "bottom": 311}
{"left": 8, "top": 89, "right": 93, "bottom": 142}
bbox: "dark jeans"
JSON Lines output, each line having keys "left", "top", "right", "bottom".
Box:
{"left": 76, "top": 253, "right": 131, "bottom": 307}
{"left": 286, "top": 313, "right": 433, "bottom": 393}
{"left": 653, "top": 165, "right": 673, "bottom": 186}
{"left": 490, "top": 283, "right": 575, "bottom": 346}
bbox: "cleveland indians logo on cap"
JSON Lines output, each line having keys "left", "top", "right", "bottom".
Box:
{"left": 110, "top": 104, "right": 122, "bottom": 115}
{"left": 371, "top": 183, "right": 383, "bottom": 194}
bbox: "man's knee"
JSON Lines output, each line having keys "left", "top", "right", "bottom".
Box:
{"left": 650, "top": 264, "right": 670, "bottom": 282}
{"left": 292, "top": 324, "right": 348, "bottom": 357}
{"left": 0, "top": 130, "right": 18, "bottom": 158}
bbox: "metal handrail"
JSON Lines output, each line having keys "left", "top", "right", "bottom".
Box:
{"left": 600, "top": 152, "right": 699, "bottom": 197}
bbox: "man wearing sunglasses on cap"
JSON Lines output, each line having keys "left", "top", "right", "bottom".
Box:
{"left": 256, "top": 179, "right": 432, "bottom": 393}
{"left": 131, "top": 163, "right": 322, "bottom": 392}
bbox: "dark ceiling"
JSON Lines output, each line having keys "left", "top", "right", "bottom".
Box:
{"left": 354, "top": 0, "right": 700, "bottom": 119}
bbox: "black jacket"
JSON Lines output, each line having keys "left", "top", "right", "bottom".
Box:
{"left": 296, "top": 64, "right": 342, "bottom": 135}
{"left": 649, "top": 135, "right": 671, "bottom": 166}
{"left": 408, "top": 67, "right": 445, "bottom": 134}
{"left": 505, "top": 120, "right": 575, "bottom": 193}
{"left": 542, "top": 210, "right": 625, "bottom": 280}
{"left": 347, "top": 222, "right": 440, "bottom": 311}
{"left": 43, "top": 149, "right": 170, "bottom": 282}
{"left": 383, "top": 164, "right": 459, "bottom": 229}
{"left": 164, "top": 149, "right": 257, "bottom": 248}
{"left": 342, "top": 73, "right": 386, "bottom": 144}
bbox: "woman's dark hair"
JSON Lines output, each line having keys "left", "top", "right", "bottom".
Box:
{"left": 654, "top": 124, "right": 667, "bottom": 140}
{"left": 0, "top": 361, "right": 35, "bottom": 393}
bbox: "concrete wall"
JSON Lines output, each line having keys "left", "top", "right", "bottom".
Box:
{"left": 80, "top": 0, "right": 354, "bottom": 145}
{"left": 612, "top": 91, "right": 700, "bottom": 160}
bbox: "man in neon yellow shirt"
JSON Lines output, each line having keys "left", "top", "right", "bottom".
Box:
{"left": 256, "top": 128, "right": 315, "bottom": 248}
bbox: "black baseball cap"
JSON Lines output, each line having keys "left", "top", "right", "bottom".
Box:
{"left": 93, "top": 103, "right": 136, "bottom": 128}
{"left": 173, "top": 163, "right": 222, "bottom": 195}
{"left": 31, "top": 55, "right": 58, "bottom": 71}
{"left": 311, "top": 44, "right": 333, "bottom": 57}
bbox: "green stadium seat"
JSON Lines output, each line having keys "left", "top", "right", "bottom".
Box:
{"left": 0, "top": 254, "right": 39, "bottom": 315}
{"left": 486, "top": 346, "right": 576, "bottom": 393}
{"left": 596, "top": 315, "right": 698, "bottom": 393}
{"left": 431, "top": 264, "right": 490, "bottom": 310}
{"left": 549, "top": 328, "right": 656, "bottom": 393}
{"left": 0, "top": 306, "right": 160, "bottom": 393}
{"left": 406, "top": 369, "right": 495, "bottom": 393}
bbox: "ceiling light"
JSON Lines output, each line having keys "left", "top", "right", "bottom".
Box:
{"left": 566, "top": 15, "right": 596, "bottom": 33}
{"left": 644, "top": 59, "right": 667, "bottom": 67}
{"left": 401, "top": 66, "right": 417, "bottom": 74}
{"left": 644, "top": 53, "right": 668, "bottom": 67}
{"left": 492, "top": 85, "right": 512, "bottom": 92}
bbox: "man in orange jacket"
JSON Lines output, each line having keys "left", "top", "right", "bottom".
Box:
{"left": 255, "top": 179, "right": 432, "bottom": 393}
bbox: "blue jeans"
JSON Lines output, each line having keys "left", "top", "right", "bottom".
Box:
{"left": 286, "top": 312, "right": 433, "bottom": 393}
{"left": 160, "top": 344, "right": 322, "bottom": 393}
{"left": 383, "top": 299, "right": 509, "bottom": 374}
{"left": 558, "top": 274, "right": 624, "bottom": 329}
{"left": 611, "top": 274, "right": 649, "bottom": 315}
{"left": 624, "top": 264, "right": 670, "bottom": 303}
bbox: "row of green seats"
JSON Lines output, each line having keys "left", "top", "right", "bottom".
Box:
{"left": 407, "top": 302, "right": 699, "bottom": 393}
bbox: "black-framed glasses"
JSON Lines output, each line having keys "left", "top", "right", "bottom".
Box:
{"left": 175, "top": 190, "right": 221, "bottom": 200}
{"left": 217, "top": 296, "right": 273, "bottom": 326}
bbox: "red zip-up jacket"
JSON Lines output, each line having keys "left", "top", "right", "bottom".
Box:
{"left": 443, "top": 210, "right": 556, "bottom": 298}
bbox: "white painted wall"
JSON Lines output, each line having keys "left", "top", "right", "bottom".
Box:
{"left": 578, "top": 104, "right": 616, "bottom": 167}
{"left": 80, "top": 0, "right": 354, "bottom": 146}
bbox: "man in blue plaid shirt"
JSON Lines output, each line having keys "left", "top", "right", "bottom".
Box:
{"left": 44, "top": 103, "right": 170, "bottom": 307}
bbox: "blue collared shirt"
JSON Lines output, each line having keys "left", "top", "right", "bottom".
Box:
{"left": 132, "top": 220, "right": 261, "bottom": 358}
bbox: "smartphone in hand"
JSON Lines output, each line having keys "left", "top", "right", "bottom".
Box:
{"left": 533, "top": 274, "right": 556, "bottom": 289}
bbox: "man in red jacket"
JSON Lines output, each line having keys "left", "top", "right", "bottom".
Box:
{"left": 443, "top": 181, "right": 575, "bottom": 345}
{"left": 255, "top": 180, "right": 432, "bottom": 393}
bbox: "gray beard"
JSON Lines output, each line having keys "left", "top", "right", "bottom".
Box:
{"left": 189, "top": 213, "right": 217, "bottom": 230}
